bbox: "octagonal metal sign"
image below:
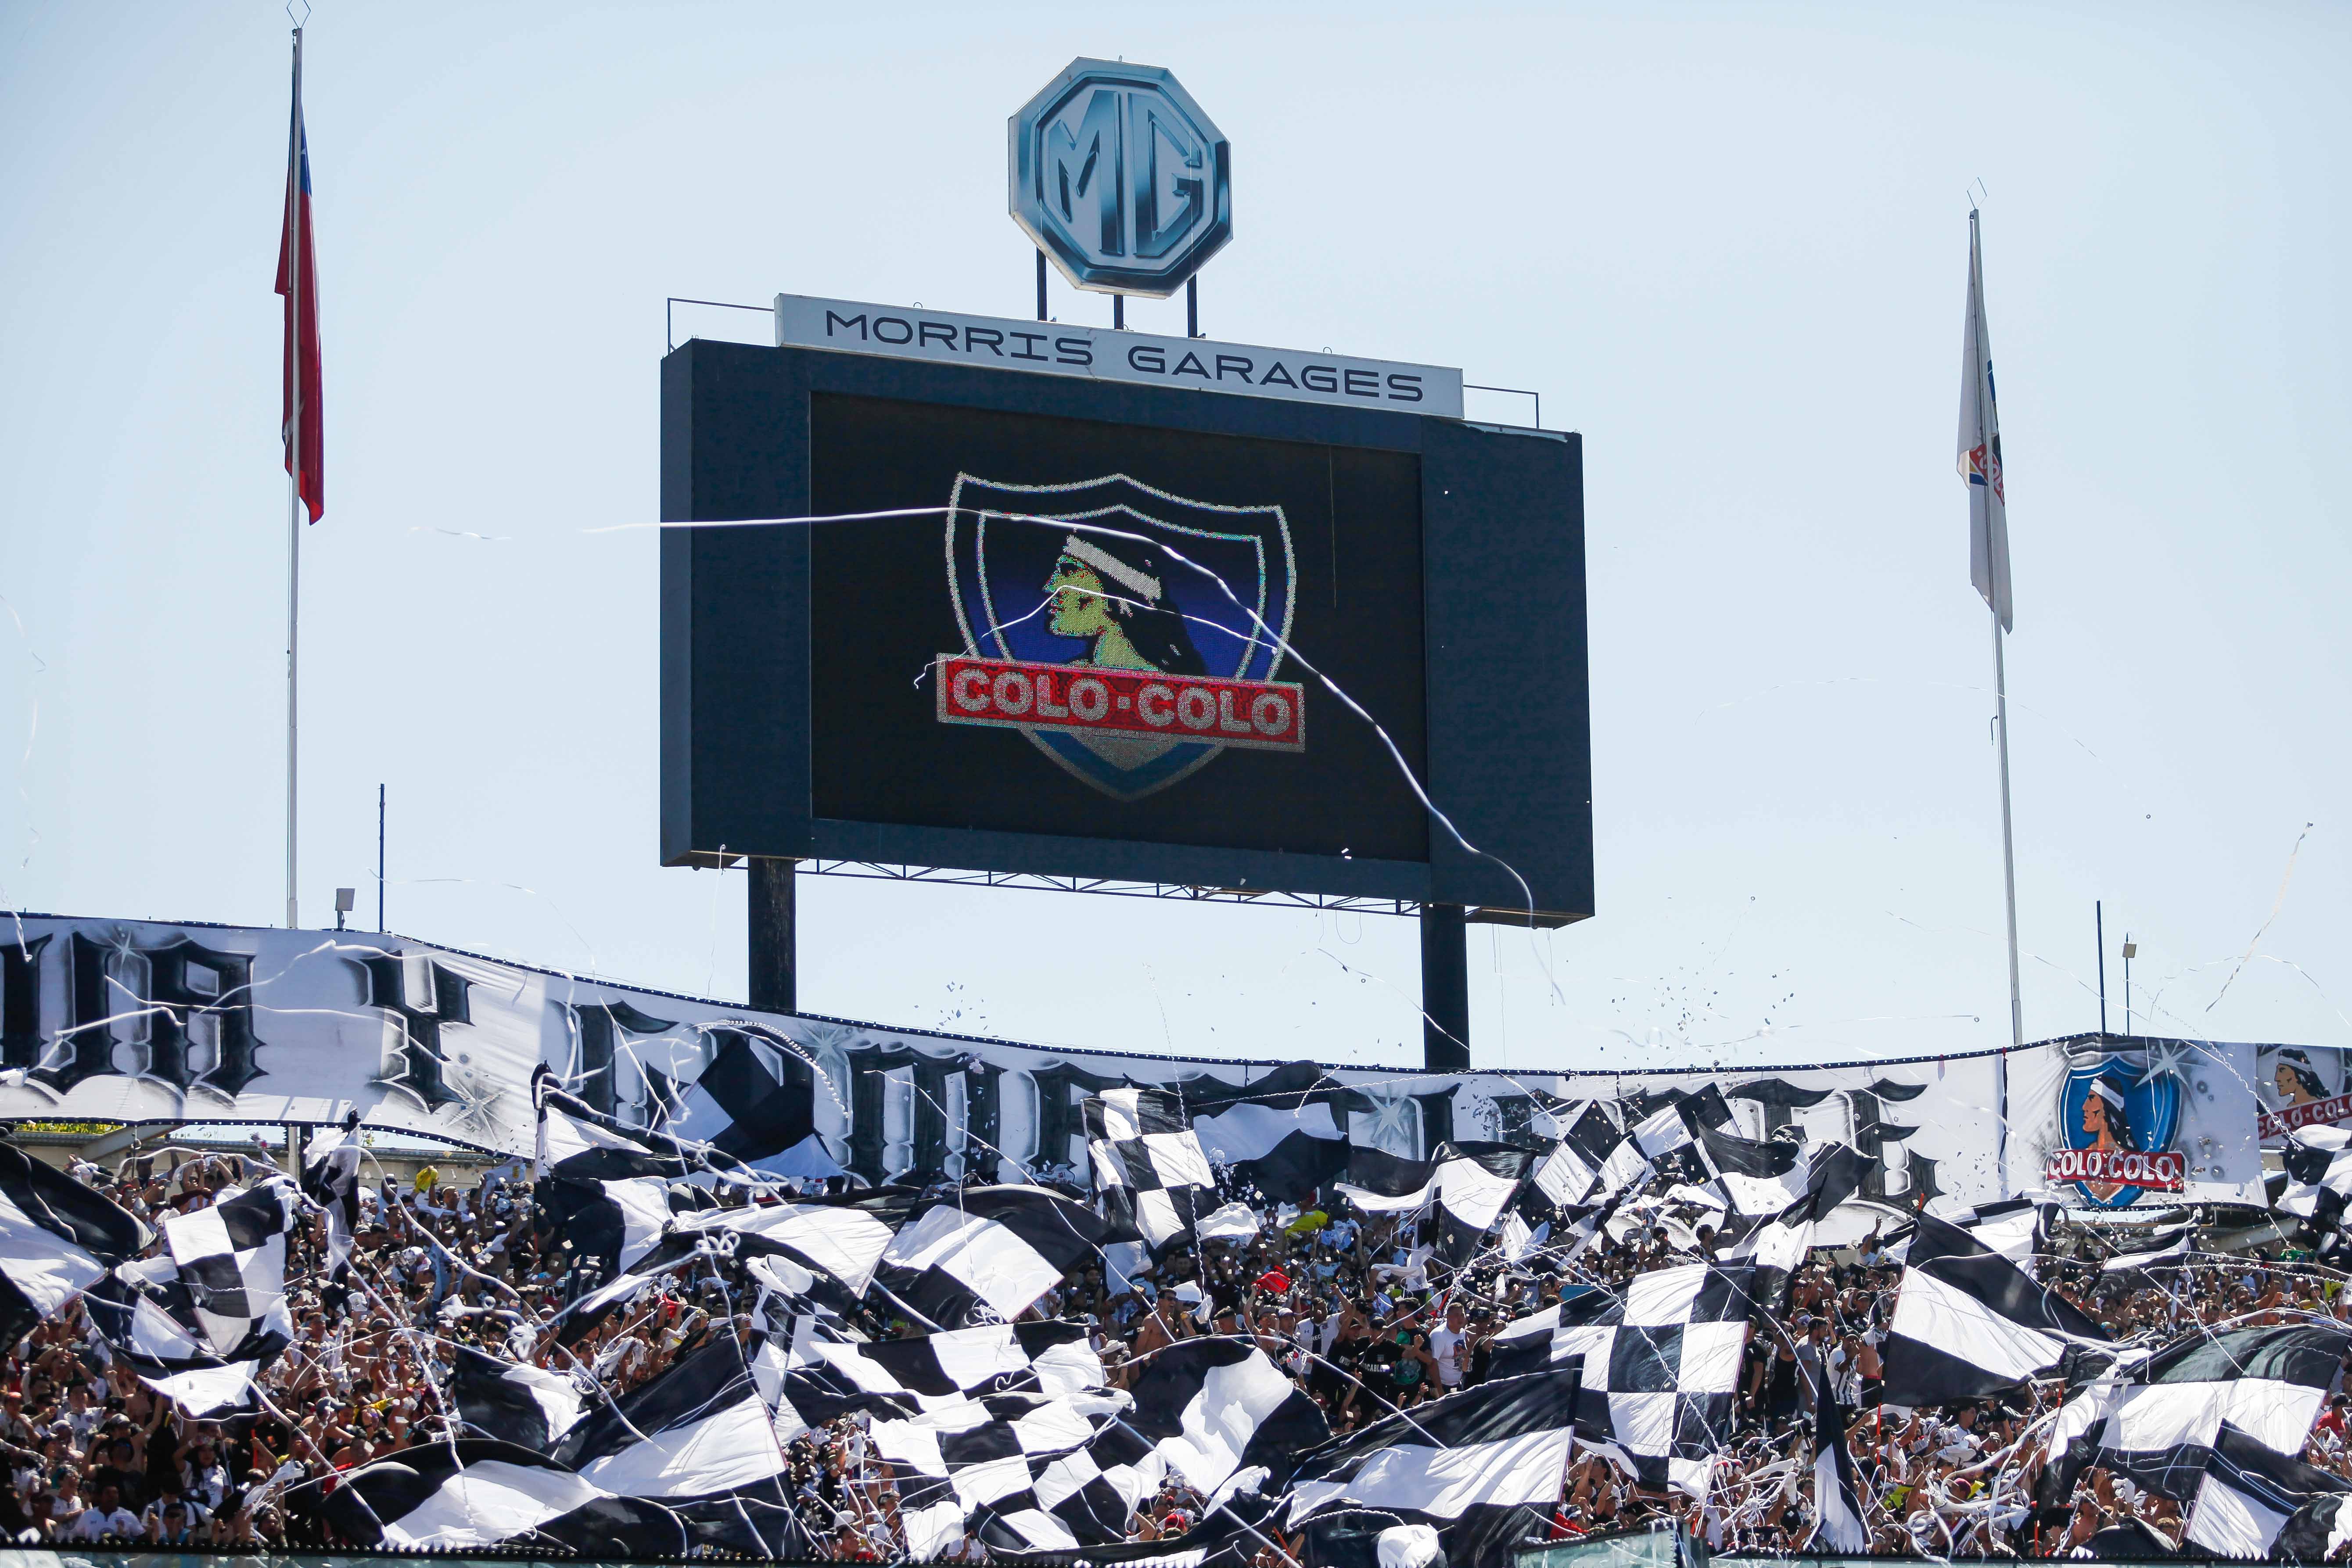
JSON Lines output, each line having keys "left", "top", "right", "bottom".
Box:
{"left": 1009, "top": 58, "right": 1232, "bottom": 298}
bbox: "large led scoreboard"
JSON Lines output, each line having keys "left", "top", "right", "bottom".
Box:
{"left": 659, "top": 297, "right": 1591, "bottom": 929}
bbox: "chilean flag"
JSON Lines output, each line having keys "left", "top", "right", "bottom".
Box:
{"left": 275, "top": 32, "right": 323, "bottom": 523}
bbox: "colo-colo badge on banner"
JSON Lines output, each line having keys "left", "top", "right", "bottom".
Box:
{"left": 2047, "top": 1048, "right": 2186, "bottom": 1209}
{"left": 938, "top": 474, "right": 1301, "bottom": 803}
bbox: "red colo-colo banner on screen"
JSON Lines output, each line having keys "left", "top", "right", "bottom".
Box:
{"left": 933, "top": 655, "right": 1305, "bottom": 753}
{"left": 2263, "top": 1094, "right": 2352, "bottom": 1140}
{"left": 2043, "top": 1146, "right": 2187, "bottom": 1193}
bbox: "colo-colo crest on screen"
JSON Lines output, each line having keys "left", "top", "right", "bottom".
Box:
{"left": 2047, "top": 1049, "right": 2185, "bottom": 1209}
{"left": 938, "top": 474, "right": 1302, "bottom": 802}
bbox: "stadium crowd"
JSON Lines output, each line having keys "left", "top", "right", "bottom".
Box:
{"left": 0, "top": 1141, "right": 2345, "bottom": 1560}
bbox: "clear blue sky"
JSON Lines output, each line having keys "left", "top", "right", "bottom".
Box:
{"left": 2, "top": 1, "right": 2345, "bottom": 1074}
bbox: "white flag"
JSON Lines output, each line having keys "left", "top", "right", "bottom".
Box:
{"left": 1957, "top": 212, "right": 2013, "bottom": 631}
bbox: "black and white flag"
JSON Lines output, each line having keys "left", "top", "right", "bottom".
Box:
{"left": 83, "top": 1255, "right": 270, "bottom": 1417}
{"left": 2280, "top": 1126, "right": 2352, "bottom": 1242}
{"left": 993, "top": 1337, "right": 1331, "bottom": 1552}
{"left": 159, "top": 1177, "right": 299, "bottom": 1362}
{"left": 1723, "top": 1142, "right": 1867, "bottom": 1316}
{"left": 541, "top": 1332, "right": 802, "bottom": 1551}
{"left": 1286, "top": 1367, "right": 1583, "bottom": 1568}
{"left": 536, "top": 1076, "right": 696, "bottom": 1280}
{"left": 452, "top": 1345, "right": 588, "bottom": 1449}
{"left": 1185, "top": 1062, "right": 1361, "bottom": 1206}
{"left": 1086, "top": 1088, "right": 1217, "bottom": 1252}
{"left": 1585, "top": 1091, "right": 1726, "bottom": 1200}
{"left": 558, "top": 1188, "right": 910, "bottom": 1349}
{"left": 1810, "top": 1363, "right": 1871, "bottom": 1552}
{"left": 2181, "top": 1421, "right": 2352, "bottom": 1558}
{"left": 2277, "top": 1488, "right": 2352, "bottom": 1563}
{"left": 1877, "top": 1211, "right": 2110, "bottom": 1407}
{"left": 320, "top": 1437, "right": 726, "bottom": 1555}
{"left": 876, "top": 1387, "right": 1127, "bottom": 1553}
{"left": 1488, "top": 1261, "right": 1756, "bottom": 1496}
{"left": 876, "top": 1184, "right": 1114, "bottom": 1329}
{"left": 2071, "top": 1323, "right": 2352, "bottom": 1505}
{"left": 1337, "top": 1144, "right": 1535, "bottom": 1263}
{"left": 1525, "top": 1102, "right": 1621, "bottom": 1215}
{"left": 1929, "top": 1197, "right": 2058, "bottom": 1264}
{"left": 986, "top": 1499, "right": 1273, "bottom": 1568}
{"left": 2098, "top": 1220, "right": 2194, "bottom": 1273}
{"left": 801, "top": 1318, "right": 1102, "bottom": 1409}
{"left": 676, "top": 1193, "right": 903, "bottom": 1298}
{"left": 1678, "top": 1085, "right": 1807, "bottom": 1217}
{"left": 1120, "top": 1337, "right": 1329, "bottom": 1502}
{"left": 0, "top": 1141, "right": 147, "bottom": 1352}
{"left": 301, "top": 1112, "right": 363, "bottom": 1277}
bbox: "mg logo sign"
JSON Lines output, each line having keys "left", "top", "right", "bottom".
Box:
{"left": 1009, "top": 59, "right": 1232, "bottom": 298}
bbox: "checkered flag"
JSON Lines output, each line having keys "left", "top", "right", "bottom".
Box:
{"left": 1502, "top": 1260, "right": 1760, "bottom": 1497}
{"left": 1084, "top": 1088, "right": 1216, "bottom": 1252}
{"left": 300, "top": 1112, "right": 364, "bottom": 1278}
{"left": 160, "top": 1177, "right": 300, "bottom": 1361}
{"left": 800, "top": 1318, "right": 1104, "bottom": 1407}
{"left": 876, "top": 1185, "right": 1116, "bottom": 1330}
{"left": 874, "top": 1388, "right": 1129, "bottom": 1555}
{"left": 83, "top": 1254, "right": 282, "bottom": 1418}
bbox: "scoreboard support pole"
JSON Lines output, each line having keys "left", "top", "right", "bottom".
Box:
{"left": 1420, "top": 903, "right": 1470, "bottom": 1071}
{"left": 748, "top": 858, "right": 797, "bottom": 1015}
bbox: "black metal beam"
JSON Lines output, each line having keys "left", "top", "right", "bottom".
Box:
{"left": 1421, "top": 902, "right": 1469, "bottom": 1071}
{"left": 748, "top": 859, "right": 797, "bottom": 1014}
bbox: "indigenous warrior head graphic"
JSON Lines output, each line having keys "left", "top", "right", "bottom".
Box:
{"left": 944, "top": 473, "right": 1296, "bottom": 802}
{"left": 1039, "top": 535, "right": 1208, "bottom": 676}
{"left": 2056, "top": 1053, "right": 2183, "bottom": 1210}
{"left": 2272, "top": 1049, "right": 2328, "bottom": 1108}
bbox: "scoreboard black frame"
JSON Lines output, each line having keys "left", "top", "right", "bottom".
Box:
{"left": 659, "top": 337, "right": 1592, "bottom": 924}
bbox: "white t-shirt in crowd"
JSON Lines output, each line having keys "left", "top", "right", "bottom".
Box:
{"left": 69, "top": 1506, "right": 141, "bottom": 1541}
{"left": 1427, "top": 1326, "right": 1467, "bottom": 1387}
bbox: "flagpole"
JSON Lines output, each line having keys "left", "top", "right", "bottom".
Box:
{"left": 1992, "top": 603, "right": 2022, "bottom": 1174}
{"left": 1968, "top": 204, "right": 2024, "bottom": 1190}
{"left": 284, "top": 25, "right": 303, "bottom": 931}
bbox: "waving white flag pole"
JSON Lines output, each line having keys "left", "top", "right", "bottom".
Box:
{"left": 1960, "top": 205, "right": 2022, "bottom": 1190}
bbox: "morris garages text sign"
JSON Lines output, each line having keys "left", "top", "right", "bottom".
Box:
{"left": 776, "top": 295, "right": 1463, "bottom": 419}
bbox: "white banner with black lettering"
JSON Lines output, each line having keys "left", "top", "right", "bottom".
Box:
{"left": 0, "top": 915, "right": 2264, "bottom": 1214}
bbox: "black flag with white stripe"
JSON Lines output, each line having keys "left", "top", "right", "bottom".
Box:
{"left": 1877, "top": 1211, "right": 2111, "bottom": 1407}
{"left": 2280, "top": 1126, "right": 2352, "bottom": 1250}
{"left": 2182, "top": 1421, "right": 2352, "bottom": 1558}
{"left": 535, "top": 1073, "right": 699, "bottom": 1282}
{"left": 2073, "top": 1323, "right": 2352, "bottom": 1505}
{"left": 452, "top": 1346, "right": 588, "bottom": 1450}
{"left": 1810, "top": 1362, "right": 1870, "bottom": 1551}
{"left": 301, "top": 1111, "right": 363, "bottom": 1277}
{"left": 1285, "top": 1367, "right": 1583, "bottom": 1568}
{"left": 1338, "top": 1143, "right": 1537, "bottom": 1264}
{"left": 0, "top": 1141, "right": 147, "bottom": 1352}
{"left": 318, "top": 1437, "right": 721, "bottom": 1554}
{"left": 1184, "top": 1061, "right": 1364, "bottom": 1205}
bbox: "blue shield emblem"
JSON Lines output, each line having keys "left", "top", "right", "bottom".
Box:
{"left": 2058, "top": 1056, "right": 2183, "bottom": 1209}
{"left": 944, "top": 473, "right": 1296, "bottom": 801}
